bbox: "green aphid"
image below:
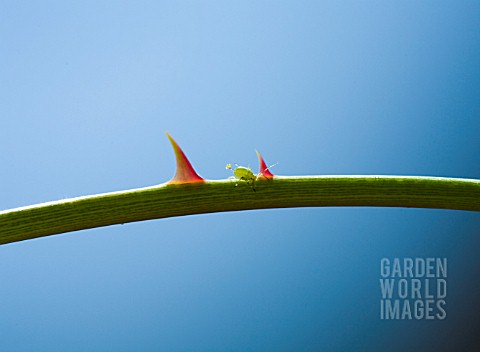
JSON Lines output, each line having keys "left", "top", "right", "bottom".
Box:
{"left": 226, "top": 163, "right": 276, "bottom": 192}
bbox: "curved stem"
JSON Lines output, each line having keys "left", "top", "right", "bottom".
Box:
{"left": 1, "top": 175, "right": 479, "bottom": 245}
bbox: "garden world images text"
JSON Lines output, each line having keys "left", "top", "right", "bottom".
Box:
{"left": 379, "top": 257, "right": 447, "bottom": 320}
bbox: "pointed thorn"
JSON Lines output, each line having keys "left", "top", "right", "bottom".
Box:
{"left": 166, "top": 132, "right": 205, "bottom": 184}
{"left": 256, "top": 150, "right": 274, "bottom": 179}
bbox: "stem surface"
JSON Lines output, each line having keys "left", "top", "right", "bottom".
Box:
{"left": 1, "top": 175, "right": 479, "bottom": 245}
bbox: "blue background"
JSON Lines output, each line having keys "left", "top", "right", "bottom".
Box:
{"left": 1, "top": 1, "right": 479, "bottom": 351}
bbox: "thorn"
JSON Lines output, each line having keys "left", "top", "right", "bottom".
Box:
{"left": 256, "top": 150, "right": 274, "bottom": 179}
{"left": 166, "top": 132, "right": 205, "bottom": 184}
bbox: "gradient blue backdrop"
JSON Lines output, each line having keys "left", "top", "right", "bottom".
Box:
{"left": 1, "top": 1, "right": 479, "bottom": 351}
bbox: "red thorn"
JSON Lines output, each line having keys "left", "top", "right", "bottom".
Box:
{"left": 166, "top": 132, "right": 205, "bottom": 184}
{"left": 256, "top": 150, "right": 274, "bottom": 179}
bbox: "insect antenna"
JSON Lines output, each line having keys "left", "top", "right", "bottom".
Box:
{"left": 262, "top": 163, "right": 278, "bottom": 173}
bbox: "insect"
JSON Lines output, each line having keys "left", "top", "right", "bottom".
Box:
{"left": 226, "top": 162, "right": 277, "bottom": 192}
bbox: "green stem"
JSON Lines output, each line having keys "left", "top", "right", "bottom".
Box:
{"left": 1, "top": 175, "right": 479, "bottom": 245}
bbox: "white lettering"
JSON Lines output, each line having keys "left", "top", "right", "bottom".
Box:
{"left": 411, "top": 279, "right": 421, "bottom": 298}
{"left": 385, "top": 300, "right": 400, "bottom": 319}
{"left": 379, "top": 279, "right": 394, "bottom": 299}
{"left": 380, "top": 258, "right": 390, "bottom": 278}
{"left": 437, "top": 279, "right": 447, "bottom": 299}
{"left": 415, "top": 258, "right": 425, "bottom": 277}
{"left": 398, "top": 279, "right": 408, "bottom": 299}
{"left": 392, "top": 259, "right": 402, "bottom": 278}
{"left": 437, "top": 258, "right": 447, "bottom": 278}
{"left": 436, "top": 300, "right": 447, "bottom": 319}
{"left": 401, "top": 300, "right": 412, "bottom": 319}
